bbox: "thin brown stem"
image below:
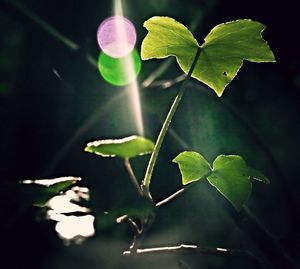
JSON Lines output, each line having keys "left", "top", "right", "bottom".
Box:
{"left": 123, "top": 244, "right": 264, "bottom": 269}
{"left": 116, "top": 215, "right": 142, "bottom": 250}
{"left": 124, "top": 159, "right": 143, "bottom": 196}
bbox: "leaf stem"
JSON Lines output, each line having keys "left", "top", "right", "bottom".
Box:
{"left": 143, "top": 47, "right": 201, "bottom": 191}
{"left": 124, "top": 159, "right": 143, "bottom": 196}
{"left": 156, "top": 177, "right": 207, "bottom": 207}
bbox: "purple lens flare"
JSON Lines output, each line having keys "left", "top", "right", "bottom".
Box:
{"left": 97, "top": 16, "right": 137, "bottom": 58}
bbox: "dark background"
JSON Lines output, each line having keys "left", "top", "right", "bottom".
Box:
{"left": 1, "top": 0, "right": 299, "bottom": 268}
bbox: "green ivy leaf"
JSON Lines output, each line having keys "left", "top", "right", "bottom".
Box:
{"left": 207, "top": 155, "right": 252, "bottom": 211}
{"left": 141, "top": 16, "right": 199, "bottom": 75}
{"left": 196, "top": 19, "right": 275, "bottom": 96}
{"left": 173, "top": 151, "right": 211, "bottom": 185}
{"left": 85, "top": 135, "right": 154, "bottom": 159}
{"left": 141, "top": 17, "right": 275, "bottom": 97}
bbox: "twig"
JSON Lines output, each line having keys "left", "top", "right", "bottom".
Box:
{"left": 124, "top": 159, "right": 143, "bottom": 196}
{"left": 156, "top": 171, "right": 213, "bottom": 207}
{"left": 123, "top": 244, "right": 264, "bottom": 269}
{"left": 145, "top": 74, "right": 186, "bottom": 89}
{"left": 142, "top": 58, "right": 175, "bottom": 88}
{"left": 156, "top": 188, "right": 186, "bottom": 207}
{"left": 116, "top": 215, "right": 142, "bottom": 250}
{"left": 156, "top": 180, "right": 199, "bottom": 207}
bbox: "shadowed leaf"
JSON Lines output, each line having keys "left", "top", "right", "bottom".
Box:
{"left": 20, "top": 176, "right": 81, "bottom": 207}
{"left": 248, "top": 167, "right": 270, "bottom": 184}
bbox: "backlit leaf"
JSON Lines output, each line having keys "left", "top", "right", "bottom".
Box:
{"left": 207, "top": 155, "right": 252, "bottom": 211}
{"left": 173, "top": 151, "right": 211, "bottom": 185}
{"left": 141, "top": 16, "right": 199, "bottom": 76}
{"left": 195, "top": 19, "right": 275, "bottom": 96}
{"left": 141, "top": 17, "right": 275, "bottom": 96}
{"left": 85, "top": 135, "right": 154, "bottom": 159}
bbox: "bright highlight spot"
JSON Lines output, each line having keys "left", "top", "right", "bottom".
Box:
{"left": 98, "top": 49, "right": 141, "bottom": 86}
{"left": 55, "top": 215, "right": 95, "bottom": 241}
{"left": 22, "top": 176, "right": 80, "bottom": 187}
{"left": 97, "top": 16, "right": 137, "bottom": 58}
{"left": 47, "top": 188, "right": 89, "bottom": 214}
{"left": 46, "top": 186, "right": 95, "bottom": 244}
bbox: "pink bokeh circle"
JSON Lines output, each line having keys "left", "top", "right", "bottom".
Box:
{"left": 97, "top": 16, "right": 137, "bottom": 58}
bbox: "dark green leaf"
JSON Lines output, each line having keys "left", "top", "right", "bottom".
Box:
{"left": 85, "top": 135, "right": 154, "bottom": 159}
{"left": 173, "top": 151, "right": 211, "bottom": 185}
{"left": 96, "top": 196, "right": 154, "bottom": 231}
{"left": 207, "top": 155, "right": 252, "bottom": 211}
{"left": 248, "top": 167, "right": 270, "bottom": 184}
{"left": 21, "top": 176, "right": 80, "bottom": 207}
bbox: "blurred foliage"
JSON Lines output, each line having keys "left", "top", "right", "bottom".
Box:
{"left": 0, "top": 0, "right": 299, "bottom": 268}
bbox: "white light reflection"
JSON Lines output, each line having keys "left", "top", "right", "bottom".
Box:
{"left": 113, "top": 0, "right": 144, "bottom": 135}
{"left": 46, "top": 186, "right": 95, "bottom": 244}
{"left": 55, "top": 215, "right": 95, "bottom": 243}
{"left": 22, "top": 176, "right": 81, "bottom": 187}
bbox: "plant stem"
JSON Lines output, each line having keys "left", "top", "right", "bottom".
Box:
{"left": 124, "top": 159, "right": 143, "bottom": 196}
{"left": 155, "top": 188, "right": 186, "bottom": 207}
{"left": 123, "top": 244, "right": 264, "bottom": 269}
{"left": 156, "top": 177, "right": 208, "bottom": 207}
{"left": 143, "top": 47, "right": 201, "bottom": 191}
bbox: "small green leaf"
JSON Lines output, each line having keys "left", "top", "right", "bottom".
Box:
{"left": 196, "top": 19, "right": 275, "bottom": 96}
{"left": 248, "top": 167, "right": 270, "bottom": 184}
{"left": 141, "top": 16, "right": 199, "bottom": 75}
{"left": 141, "top": 17, "right": 275, "bottom": 97}
{"left": 173, "top": 151, "right": 211, "bottom": 185}
{"left": 207, "top": 155, "right": 252, "bottom": 211}
{"left": 85, "top": 135, "right": 154, "bottom": 159}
